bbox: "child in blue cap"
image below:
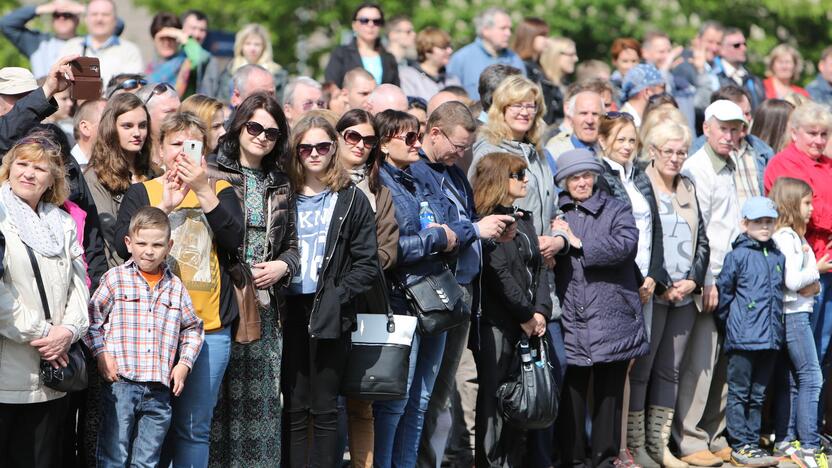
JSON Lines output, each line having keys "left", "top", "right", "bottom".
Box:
{"left": 716, "top": 196, "right": 785, "bottom": 467}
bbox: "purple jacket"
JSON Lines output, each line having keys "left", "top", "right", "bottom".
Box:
{"left": 555, "top": 189, "right": 649, "bottom": 366}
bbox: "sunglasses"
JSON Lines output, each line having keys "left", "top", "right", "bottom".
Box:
{"left": 244, "top": 121, "right": 281, "bottom": 142}
{"left": 730, "top": 41, "right": 747, "bottom": 49}
{"left": 356, "top": 17, "right": 384, "bottom": 26}
{"left": 143, "top": 82, "right": 175, "bottom": 105}
{"left": 605, "top": 111, "right": 635, "bottom": 121}
{"left": 108, "top": 78, "right": 148, "bottom": 98}
{"left": 343, "top": 129, "right": 378, "bottom": 148}
{"left": 509, "top": 169, "right": 527, "bottom": 180}
{"left": 391, "top": 131, "right": 421, "bottom": 147}
{"left": 297, "top": 141, "right": 334, "bottom": 158}
{"left": 52, "top": 12, "right": 77, "bottom": 20}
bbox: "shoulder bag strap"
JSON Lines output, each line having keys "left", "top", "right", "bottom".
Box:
{"left": 24, "top": 244, "right": 51, "bottom": 321}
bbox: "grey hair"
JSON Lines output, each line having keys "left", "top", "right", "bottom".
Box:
{"left": 282, "top": 76, "right": 322, "bottom": 106}
{"left": 474, "top": 7, "right": 508, "bottom": 36}
{"left": 134, "top": 83, "right": 178, "bottom": 110}
{"left": 232, "top": 64, "right": 270, "bottom": 97}
{"left": 564, "top": 91, "right": 602, "bottom": 118}
{"left": 557, "top": 173, "right": 598, "bottom": 191}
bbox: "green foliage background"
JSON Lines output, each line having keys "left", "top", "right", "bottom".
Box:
{"left": 2, "top": 0, "right": 832, "bottom": 83}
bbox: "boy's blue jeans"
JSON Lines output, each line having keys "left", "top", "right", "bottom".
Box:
{"left": 97, "top": 379, "right": 171, "bottom": 468}
{"left": 726, "top": 350, "right": 776, "bottom": 448}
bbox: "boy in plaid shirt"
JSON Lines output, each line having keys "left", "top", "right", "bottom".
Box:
{"left": 85, "top": 206, "right": 204, "bottom": 467}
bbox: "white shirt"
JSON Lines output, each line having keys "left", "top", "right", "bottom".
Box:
{"left": 681, "top": 145, "right": 741, "bottom": 285}
{"left": 605, "top": 158, "right": 652, "bottom": 277}
{"left": 772, "top": 227, "right": 819, "bottom": 314}
{"left": 70, "top": 144, "right": 88, "bottom": 170}
{"left": 59, "top": 36, "right": 144, "bottom": 85}
{"left": 620, "top": 102, "right": 642, "bottom": 128}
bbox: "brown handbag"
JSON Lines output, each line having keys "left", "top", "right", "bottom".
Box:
{"left": 228, "top": 258, "right": 261, "bottom": 344}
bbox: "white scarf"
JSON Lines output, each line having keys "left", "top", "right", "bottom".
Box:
{"left": 1, "top": 184, "right": 65, "bottom": 257}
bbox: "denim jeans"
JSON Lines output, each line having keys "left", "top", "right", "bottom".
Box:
{"left": 374, "top": 330, "right": 447, "bottom": 468}
{"left": 160, "top": 327, "right": 231, "bottom": 467}
{"left": 97, "top": 380, "right": 171, "bottom": 468}
{"left": 812, "top": 273, "right": 832, "bottom": 426}
{"left": 774, "top": 312, "right": 823, "bottom": 448}
{"left": 726, "top": 350, "right": 776, "bottom": 448}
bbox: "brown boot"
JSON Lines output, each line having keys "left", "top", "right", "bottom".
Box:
{"left": 679, "top": 450, "right": 723, "bottom": 467}
{"left": 627, "top": 410, "right": 659, "bottom": 468}
{"left": 645, "top": 406, "right": 689, "bottom": 468}
{"left": 713, "top": 446, "right": 732, "bottom": 462}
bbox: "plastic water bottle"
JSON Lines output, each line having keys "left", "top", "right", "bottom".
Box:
{"left": 419, "top": 201, "right": 435, "bottom": 229}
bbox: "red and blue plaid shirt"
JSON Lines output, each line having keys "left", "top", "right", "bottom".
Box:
{"left": 85, "top": 260, "right": 204, "bottom": 386}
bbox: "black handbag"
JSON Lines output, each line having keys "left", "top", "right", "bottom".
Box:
{"left": 342, "top": 272, "right": 417, "bottom": 400}
{"left": 496, "top": 335, "right": 558, "bottom": 430}
{"left": 402, "top": 268, "right": 470, "bottom": 336}
{"left": 25, "top": 244, "right": 88, "bottom": 393}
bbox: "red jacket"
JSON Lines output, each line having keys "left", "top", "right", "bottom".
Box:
{"left": 763, "top": 77, "right": 809, "bottom": 100}
{"left": 764, "top": 142, "right": 832, "bottom": 260}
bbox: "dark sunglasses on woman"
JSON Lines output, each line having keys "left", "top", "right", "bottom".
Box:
{"left": 143, "top": 82, "right": 175, "bottom": 105}
{"left": 343, "top": 129, "right": 378, "bottom": 148}
{"left": 391, "top": 131, "right": 421, "bottom": 147}
{"left": 297, "top": 141, "right": 334, "bottom": 158}
{"left": 108, "top": 78, "right": 148, "bottom": 98}
{"left": 356, "top": 17, "right": 384, "bottom": 26}
{"left": 244, "top": 121, "right": 281, "bottom": 142}
{"left": 605, "top": 111, "right": 635, "bottom": 122}
{"left": 509, "top": 169, "right": 527, "bottom": 180}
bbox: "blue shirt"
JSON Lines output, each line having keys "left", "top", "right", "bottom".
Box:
{"left": 361, "top": 55, "right": 384, "bottom": 84}
{"left": 570, "top": 134, "right": 597, "bottom": 155}
{"left": 289, "top": 190, "right": 338, "bottom": 295}
{"left": 446, "top": 38, "right": 527, "bottom": 100}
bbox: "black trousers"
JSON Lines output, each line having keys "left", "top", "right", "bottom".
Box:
{"left": 0, "top": 396, "right": 69, "bottom": 468}
{"left": 556, "top": 360, "right": 629, "bottom": 468}
{"left": 281, "top": 294, "right": 349, "bottom": 468}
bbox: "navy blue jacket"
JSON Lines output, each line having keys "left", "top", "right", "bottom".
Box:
{"left": 554, "top": 189, "right": 649, "bottom": 366}
{"left": 716, "top": 233, "right": 785, "bottom": 352}
{"left": 379, "top": 162, "right": 458, "bottom": 313}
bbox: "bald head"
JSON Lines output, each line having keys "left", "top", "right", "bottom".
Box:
{"left": 363, "top": 84, "right": 408, "bottom": 114}
{"left": 427, "top": 91, "right": 463, "bottom": 116}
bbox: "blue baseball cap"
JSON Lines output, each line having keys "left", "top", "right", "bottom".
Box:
{"left": 741, "top": 196, "right": 778, "bottom": 220}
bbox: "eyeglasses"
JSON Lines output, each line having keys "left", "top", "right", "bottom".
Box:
{"left": 391, "top": 131, "right": 421, "bottom": 147}
{"left": 244, "top": 121, "right": 281, "bottom": 142}
{"left": 506, "top": 103, "right": 538, "bottom": 114}
{"left": 654, "top": 145, "right": 687, "bottom": 159}
{"left": 356, "top": 17, "right": 384, "bottom": 26}
{"left": 52, "top": 12, "right": 77, "bottom": 20}
{"left": 729, "top": 41, "right": 747, "bottom": 49}
{"left": 301, "top": 99, "right": 327, "bottom": 112}
{"left": 342, "top": 129, "right": 378, "bottom": 148}
{"left": 509, "top": 169, "right": 527, "bottom": 180}
{"left": 297, "top": 141, "right": 334, "bottom": 158}
{"left": 108, "top": 78, "right": 148, "bottom": 98}
{"left": 143, "top": 82, "right": 175, "bottom": 105}
{"left": 605, "top": 111, "right": 635, "bottom": 121}
{"left": 439, "top": 129, "right": 470, "bottom": 153}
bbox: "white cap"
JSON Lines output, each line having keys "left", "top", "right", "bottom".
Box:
{"left": 0, "top": 67, "right": 37, "bottom": 95}
{"left": 704, "top": 99, "right": 747, "bottom": 126}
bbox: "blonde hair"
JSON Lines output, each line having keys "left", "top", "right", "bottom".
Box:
{"left": 769, "top": 177, "right": 813, "bottom": 237}
{"left": 639, "top": 107, "right": 689, "bottom": 154}
{"left": 231, "top": 24, "right": 282, "bottom": 75}
{"left": 481, "top": 75, "right": 546, "bottom": 147}
{"left": 788, "top": 101, "right": 832, "bottom": 133}
{"left": 473, "top": 152, "right": 528, "bottom": 216}
{"left": 180, "top": 94, "right": 224, "bottom": 131}
{"left": 766, "top": 44, "right": 803, "bottom": 81}
{"left": 539, "top": 37, "right": 576, "bottom": 85}
{"left": 0, "top": 137, "right": 69, "bottom": 205}
{"left": 642, "top": 120, "right": 692, "bottom": 161}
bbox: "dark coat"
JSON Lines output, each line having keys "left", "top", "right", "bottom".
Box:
{"left": 554, "top": 189, "right": 649, "bottom": 366}
{"left": 598, "top": 159, "right": 671, "bottom": 294}
{"left": 324, "top": 38, "right": 400, "bottom": 88}
{"left": 481, "top": 207, "right": 551, "bottom": 330}
{"left": 525, "top": 59, "right": 564, "bottom": 126}
{"left": 0, "top": 88, "right": 57, "bottom": 155}
{"left": 716, "top": 233, "right": 785, "bottom": 352}
{"left": 208, "top": 153, "right": 301, "bottom": 320}
{"left": 307, "top": 184, "right": 379, "bottom": 339}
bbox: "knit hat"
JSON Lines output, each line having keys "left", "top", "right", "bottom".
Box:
{"left": 554, "top": 149, "right": 603, "bottom": 184}
{"left": 0, "top": 67, "right": 37, "bottom": 95}
{"left": 621, "top": 63, "right": 664, "bottom": 101}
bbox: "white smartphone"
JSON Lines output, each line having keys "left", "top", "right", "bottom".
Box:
{"left": 183, "top": 139, "right": 203, "bottom": 165}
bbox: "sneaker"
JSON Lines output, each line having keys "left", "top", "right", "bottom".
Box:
{"left": 792, "top": 448, "right": 830, "bottom": 468}
{"left": 731, "top": 445, "right": 779, "bottom": 467}
{"left": 776, "top": 441, "right": 802, "bottom": 460}
{"left": 615, "top": 449, "right": 642, "bottom": 468}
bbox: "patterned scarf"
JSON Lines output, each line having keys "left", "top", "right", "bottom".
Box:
{"left": 1, "top": 183, "right": 65, "bottom": 257}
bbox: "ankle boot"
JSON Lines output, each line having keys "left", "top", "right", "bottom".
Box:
{"left": 646, "top": 405, "right": 689, "bottom": 468}
{"left": 628, "top": 410, "right": 660, "bottom": 468}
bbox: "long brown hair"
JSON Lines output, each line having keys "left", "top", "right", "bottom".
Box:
{"left": 288, "top": 114, "right": 350, "bottom": 192}
{"left": 87, "top": 93, "right": 155, "bottom": 195}
{"left": 473, "top": 152, "right": 527, "bottom": 216}
{"left": 770, "top": 177, "right": 813, "bottom": 237}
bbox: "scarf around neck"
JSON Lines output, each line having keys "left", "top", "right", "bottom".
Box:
{"left": 1, "top": 184, "right": 65, "bottom": 257}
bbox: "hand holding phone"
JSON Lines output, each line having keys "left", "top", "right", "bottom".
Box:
{"left": 183, "top": 139, "right": 203, "bottom": 165}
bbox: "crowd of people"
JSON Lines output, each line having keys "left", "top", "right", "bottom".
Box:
{"left": 4, "top": 1, "right": 832, "bottom": 468}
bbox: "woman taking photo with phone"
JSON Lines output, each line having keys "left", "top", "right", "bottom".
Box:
{"left": 208, "top": 92, "right": 299, "bottom": 466}
{"left": 281, "top": 114, "right": 378, "bottom": 468}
